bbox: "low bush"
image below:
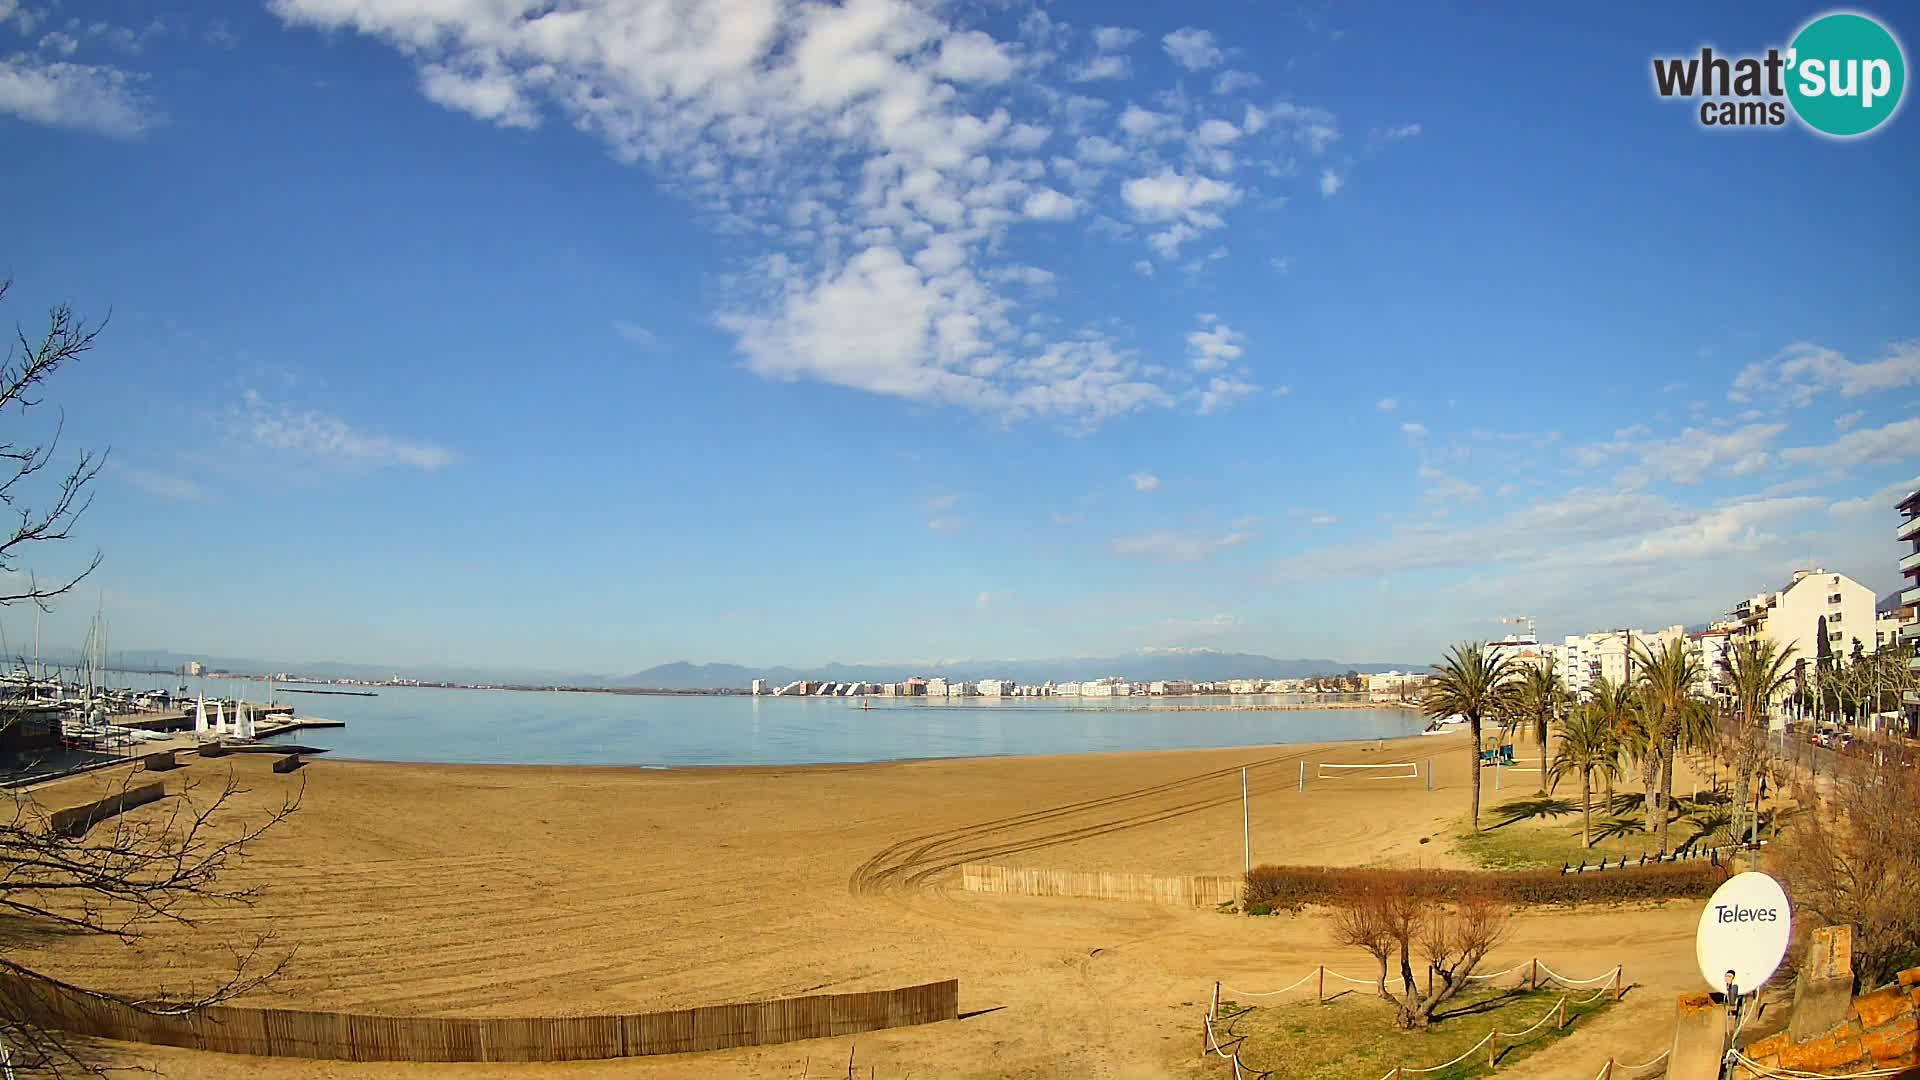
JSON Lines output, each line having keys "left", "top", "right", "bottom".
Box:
{"left": 1243, "top": 860, "right": 1725, "bottom": 912}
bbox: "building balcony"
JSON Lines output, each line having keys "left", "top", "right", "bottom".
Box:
{"left": 1902, "top": 514, "right": 1920, "bottom": 543}
{"left": 1906, "top": 585, "right": 1920, "bottom": 608}
{"left": 1903, "top": 547, "right": 1920, "bottom": 575}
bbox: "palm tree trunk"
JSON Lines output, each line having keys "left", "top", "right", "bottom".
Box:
{"left": 1643, "top": 754, "right": 1660, "bottom": 839}
{"left": 1537, "top": 717, "right": 1549, "bottom": 791}
{"left": 1658, "top": 751, "right": 1675, "bottom": 853}
{"left": 1468, "top": 716, "right": 1483, "bottom": 831}
{"left": 1732, "top": 766, "right": 1752, "bottom": 848}
{"left": 1581, "top": 770, "right": 1593, "bottom": 849}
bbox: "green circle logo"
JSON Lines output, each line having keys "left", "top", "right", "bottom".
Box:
{"left": 1787, "top": 12, "right": 1906, "bottom": 137}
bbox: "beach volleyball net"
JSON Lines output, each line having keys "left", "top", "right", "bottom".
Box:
{"left": 1314, "top": 761, "right": 1420, "bottom": 782}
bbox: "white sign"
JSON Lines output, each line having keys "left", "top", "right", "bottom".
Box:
{"left": 1696, "top": 871, "right": 1792, "bottom": 996}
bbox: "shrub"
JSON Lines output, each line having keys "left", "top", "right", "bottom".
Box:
{"left": 1243, "top": 860, "right": 1725, "bottom": 912}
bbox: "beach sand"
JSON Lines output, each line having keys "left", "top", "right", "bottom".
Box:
{"left": 19, "top": 733, "right": 1716, "bottom": 1078}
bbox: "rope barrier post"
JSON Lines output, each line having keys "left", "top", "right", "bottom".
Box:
{"left": 1299, "top": 760, "right": 1305, "bottom": 792}
{"left": 1426, "top": 759, "right": 1432, "bottom": 791}
{"left": 1615, "top": 966, "right": 1625, "bottom": 1002}
{"left": 1531, "top": 957, "right": 1539, "bottom": 991}
{"left": 1213, "top": 981, "right": 1220, "bottom": 1019}
{"left": 1556, "top": 998, "right": 1567, "bottom": 1029}
{"left": 1317, "top": 964, "right": 1324, "bottom": 1005}
{"left": 1602, "top": 1058, "right": 1613, "bottom": 1080}
{"left": 1489, "top": 1034, "right": 1498, "bottom": 1067}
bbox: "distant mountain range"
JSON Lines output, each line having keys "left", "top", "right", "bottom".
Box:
{"left": 74, "top": 648, "right": 1428, "bottom": 691}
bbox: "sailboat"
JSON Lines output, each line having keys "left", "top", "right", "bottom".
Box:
{"left": 194, "top": 696, "right": 209, "bottom": 736}
{"left": 238, "top": 702, "right": 256, "bottom": 740}
{"left": 212, "top": 700, "right": 226, "bottom": 735}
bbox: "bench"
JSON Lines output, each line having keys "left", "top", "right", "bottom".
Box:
{"left": 271, "top": 754, "right": 303, "bottom": 774}
{"left": 141, "top": 750, "right": 179, "bottom": 772}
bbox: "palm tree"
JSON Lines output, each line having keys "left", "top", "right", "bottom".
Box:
{"left": 1635, "top": 638, "right": 1708, "bottom": 853}
{"left": 1551, "top": 702, "right": 1619, "bottom": 848}
{"left": 1585, "top": 678, "right": 1636, "bottom": 810}
{"left": 1722, "top": 638, "right": 1797, "bottom": 844}
{"left": 1513, "top": 657, "right": 1566, "bottom": 790}
{"left": 1424, "top": 642, "right": 1520, "bottom": 832}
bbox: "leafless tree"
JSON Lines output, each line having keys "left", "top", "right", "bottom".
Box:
{"left": 1329, "top": 872, "right": 1511, "bottom": 1029}
{"left": 1770, "top": 743, "right": 1920, "bottom": 989}
{"left": 0, "top": 281, "right": 107, "bottom": 611}
{"left": 0, "top": 281, "right": 300, "bottom": 1074}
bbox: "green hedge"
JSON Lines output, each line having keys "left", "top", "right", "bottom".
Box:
{"left": 1243, "top": 861, "right": 1726, "bottom": 911}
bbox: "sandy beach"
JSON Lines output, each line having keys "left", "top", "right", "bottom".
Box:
{"left": 20, "top": 733, "right": 1718, "bottom": 1078}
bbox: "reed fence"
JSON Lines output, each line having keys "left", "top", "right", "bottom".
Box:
{"left": 0, "top": 968, "right": 957, "bottom": 1062}
{"left": 961, "top": 862, "right": 1240, "bottom": 907}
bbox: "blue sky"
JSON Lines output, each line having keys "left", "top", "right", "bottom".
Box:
{"left": 0, "top": 1, "right": 1916, "bottom": 673}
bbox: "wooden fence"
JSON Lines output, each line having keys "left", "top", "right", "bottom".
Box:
{"left": 961, "top": 862, "right": 1240, "bottom": 907}
{"left": 0, "top": 968, "right": 958, "bottom": 1062}
{"left": 48, "top": 781, "right": 166, "bottom": 838}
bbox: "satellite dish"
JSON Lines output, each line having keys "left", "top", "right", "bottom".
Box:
{"left": 1695, "top": 871, "right": 1792, "bottom": 997}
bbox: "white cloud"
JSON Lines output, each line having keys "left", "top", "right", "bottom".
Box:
{"left": 1829, "top": 475, "right": 1920, "bottom": 517}
{"left": 1380, "top": 122, "right": 1422, "bottom": 140}
{"left": 1121, "top": 170, "right": 1240, "bottom": 244}
{"left": 1269, "top": 255, "right": 1295, "bottom": 274}
{"left": 1193, "top": 118, "right": 1240, "bottom": 145}
{"left": 0, "top": 54, "right": 155, "bottom": 137}
{"left": 1731, "top": 340, "right": 1920, "bottom": 405}
{"left": 1211, "top": 69, "right": 1261, "bottom": 95}
{"left": 38, "top": 32, "right": 79, "bottom": 56}
{"left": 1834, "top": 410, "right": 1864, "bottom": 432}
{"left": 1308, "top": 514, "right": 1337, "bottom": 527}
{"left": 934, "top": 30, "right": 1014, "bottom": 83}
{"left": 975, "top": 590, "right": 992, "bottom": 609}
{"left": 1572, "top": 423, "right": 1785, "bottom": 484}
{"left": 1074, "top": 134, "right": 1126, "bottom": 164}
{"left": 122, "top": 467, "right": 207, "bottom": 502}
{"left": 922, "top": 492, "right": 961, "bottom": 513}
{"left": 613, "top": 320, "right": 657, "bottom": 347}
{"left": 1780, "top": 417, "right": 1920, "bottom": 470}
{"left": 1022, "top": 187, "right": 1079, "bottom": 220}
{"left": 1118, "top": 104, "right": 1175, "bottom": 140}
{"left": 1112, "top": 527, "right": 1252, "bottom": 562}
{"left": 419, "top": 58, "right": 538, "bottom": 128}
{"left": 1418, "top": 465, "right": 1481, "bottom": 503}
{"left": 1194, "top": 375, "right": 1257, "bottom": 415}
{"left": 1319, "top": 168, "right": 1344, "bottom": 197}
{"left": 1004, "top": 122, "right": 1050, "bottom": 149}
{"left": 1130, "top": 472, "right": 1160, "bottom": 492}
{"left": 1401, "top": 422, "right": 1428, "bottom": 439}
{"left": 1132, "top": 259, "right": 1154, "bottom": 277}
{"left": 1162, "top": 27, "right": 1222, "bottom": 70}
{"left": 239, "top": 390, "right": 455, "bottom": 470}
{"left": 1068, "top": 53, "right": 1130, "bottom": 82}
{"left": 266, "top": 0, "right": 1289, "bottom": 430}
{"left": 927, "top": 517, "right": 967, "bottom": 533}
{"left": 1376, "top": 397, "right": 1398, "bottom": 412}
{"left": 1184, "top": 314, "right": 1245, "bottom": 372}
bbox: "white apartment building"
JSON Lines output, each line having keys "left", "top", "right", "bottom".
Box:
{"left": 1874, "top": 611, "right": 1905, "bottom": 653}
{"left": 1728, "top": 568, "right": 1876, "bottom": 664}
{"left": 976, "top": 679, "right": 1011, "bottom": 697}
{"left": 1366, "top": 670, "right": 1429, "bottom": 702}
{"left": 1552, "top": 625, "right": 1686, "bottom": 697}
{"left": 1689, "top": 628, "right": 1733, "bottom": 702}
{"left": 750, "top": 679, "right": 765, "bottom": 696}
{"left": 926, "top": 677, "right": 947, "bottom": 697}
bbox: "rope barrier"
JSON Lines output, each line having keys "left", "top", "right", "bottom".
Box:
{"left": 1221, "top": 969, "right": 1320, "bottom": 998}
{"left": 1538, "top": 962, "right": 1620, "bottom": 986}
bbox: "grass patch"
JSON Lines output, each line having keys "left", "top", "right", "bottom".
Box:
{"left": 1457, "top": 790, "right": 1748, "bottom": 871}
{"left": 1216, "top": 985, "right": 1616, "bottom": 1080}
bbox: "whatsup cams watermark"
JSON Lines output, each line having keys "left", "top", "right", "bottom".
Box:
{"left": 1652, "top": 10, "right": 1907, "bottom": 137}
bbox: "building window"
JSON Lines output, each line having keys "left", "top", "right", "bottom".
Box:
{"left": 1829, "top": 630, "right": 1843, "bottom": 642}
{"left": 1831, "top": 612, "right": 1842, "bottom": 624}
{"left": 1828, "top": 593, "right": 1843, "bottom": 604}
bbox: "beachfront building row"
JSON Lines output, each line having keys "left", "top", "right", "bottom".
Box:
{"left": 756, "top": 675, "right": 1395, "bottom": 698}
{"left": 1900, "top": 487, "right": 1920, "bottom": 733}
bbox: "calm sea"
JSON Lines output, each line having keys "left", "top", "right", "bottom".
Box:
{"left": 135, "top": 678, "right": 1426, "bottom": 767}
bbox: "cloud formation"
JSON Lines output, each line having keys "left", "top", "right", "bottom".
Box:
{"left": 239, "top": 391, "right": 456, "bottom": 470}
{"left": 0, "top": 53, "right": 155, "bottom": 137}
